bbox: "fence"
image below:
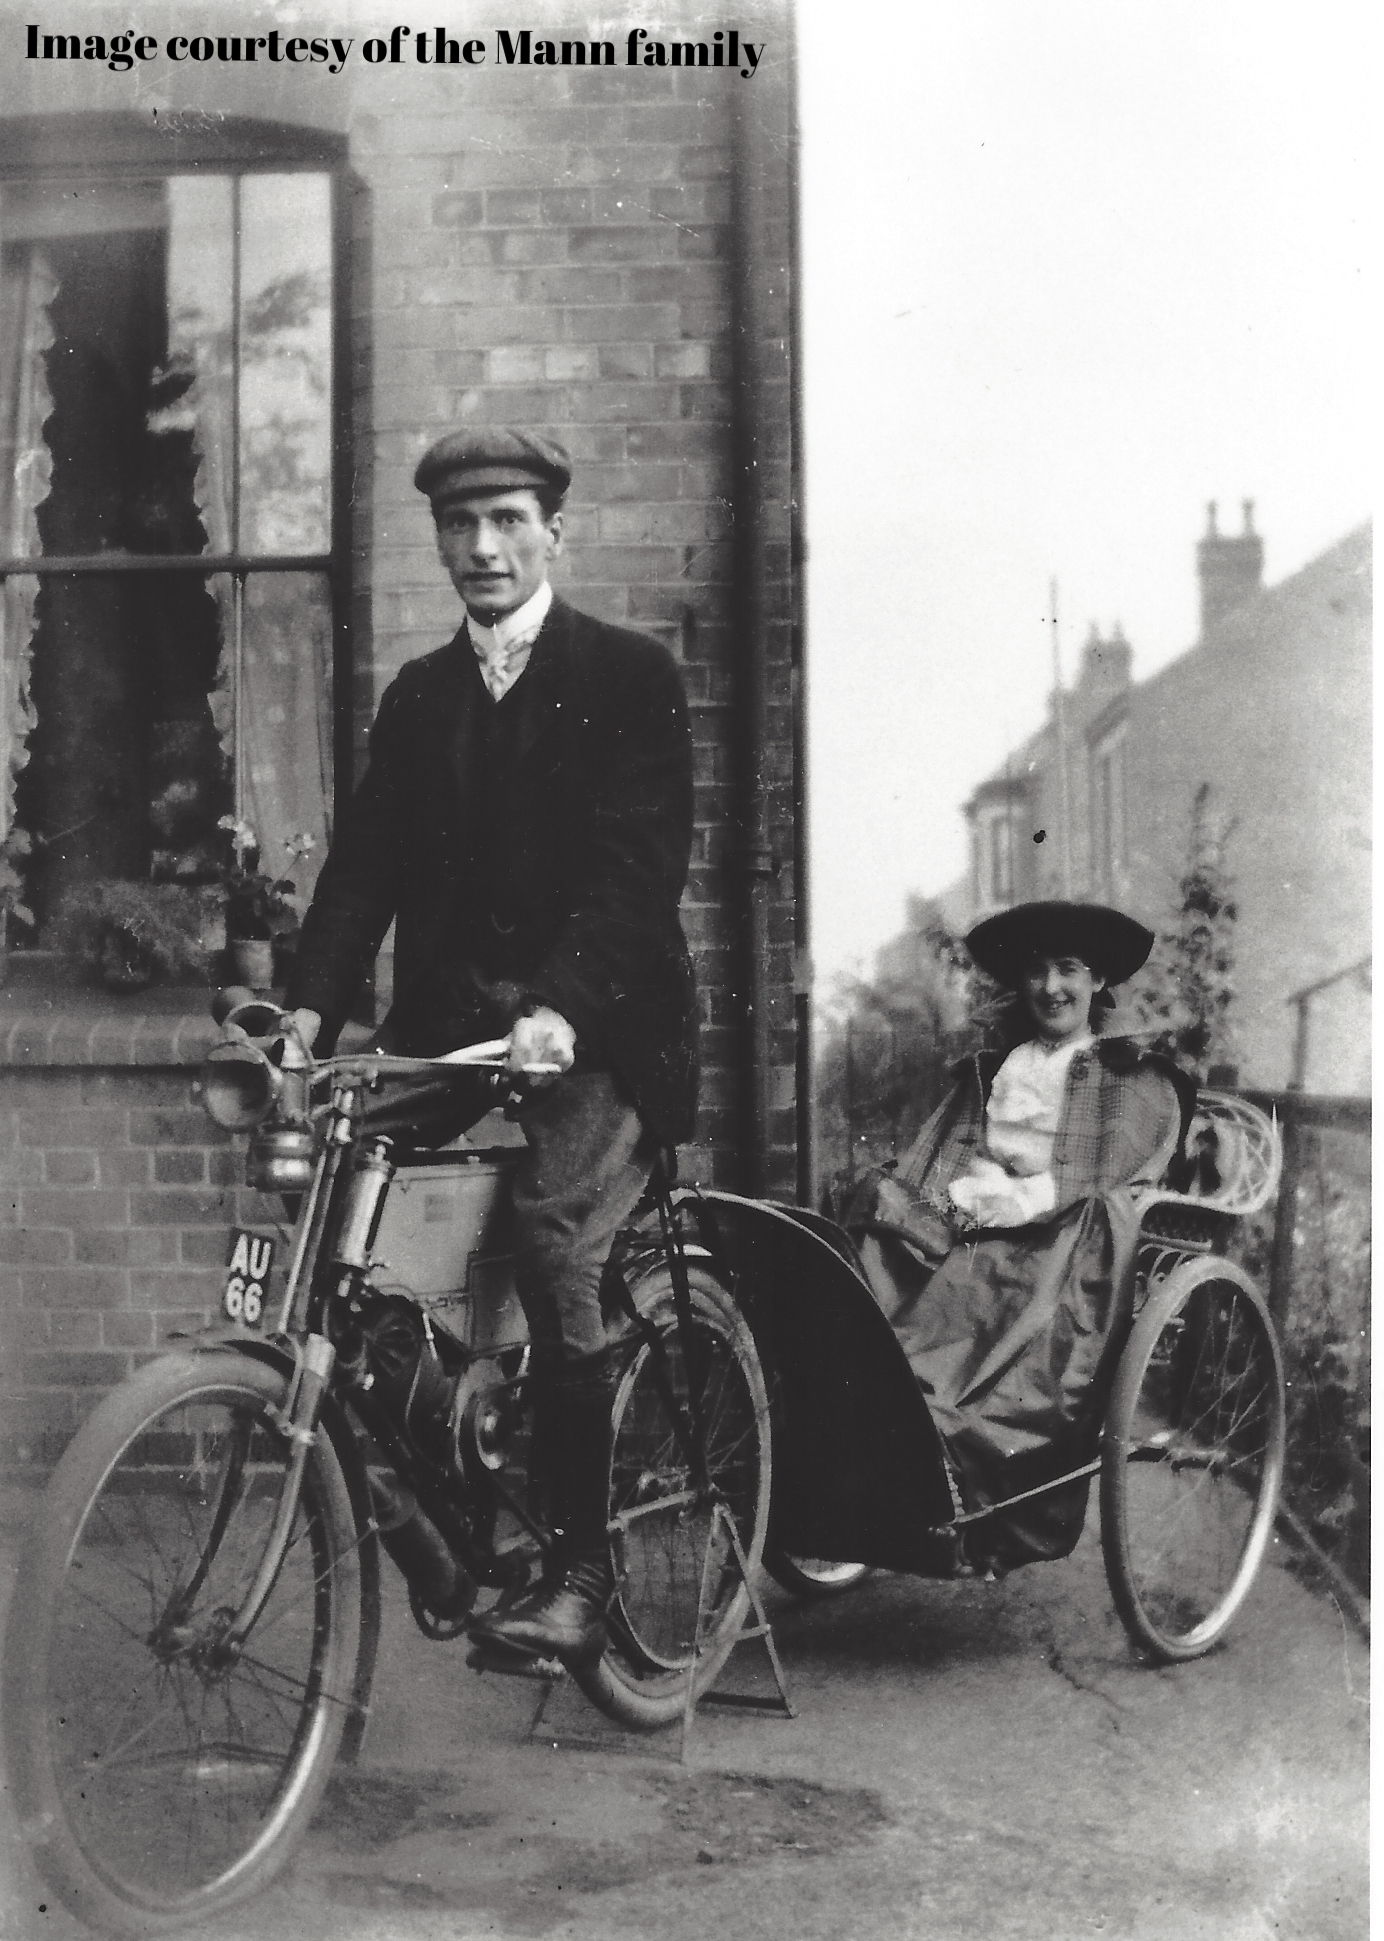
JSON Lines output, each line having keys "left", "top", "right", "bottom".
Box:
{"left": 1241, "top": 1090, "right": 1370, "bottom": 1602}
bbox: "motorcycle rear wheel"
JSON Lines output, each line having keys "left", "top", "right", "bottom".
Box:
{"left": 576, "top": 1267, "right": 772, "bottom": 1728}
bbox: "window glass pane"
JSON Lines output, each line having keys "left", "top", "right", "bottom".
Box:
{"left": 3, "top": 179, "right": 168, "bottom": 560}
{"left": 239, "top": 174, "right": 332, "bottom": 556}
{"left": 990, "top": 815, "right": 1013, "bottom": 904}
{"left": 1091, "top": 728, "right": 1126, "bottom": 892}
{"left": 240, "top": 573, "right": 332, "bottom": 910}
{"left": 164, "top": 177, "right": 234, "bottom": 555}
{"left": 0, "top": 571, "right": 39, "bottom": 855}
{"left": 1112, "top": 744, "right": 1126, "bottom": 869}
{"left": 1, "top": 176, "right": 241, "bottom": 563}
{"left": 0, "top": 205, "right": 55, "bottom": 565}
{"left": 11, "top": 569, "right": 230, "bottom": 944}
{"left": 1094, "top": 755, "right": 1111, "bottom": 889}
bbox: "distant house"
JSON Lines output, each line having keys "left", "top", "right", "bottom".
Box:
{"left": 953, "top": 506, "right": 1371, "bottom": 1094}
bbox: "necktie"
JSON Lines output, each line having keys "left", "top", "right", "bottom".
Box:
{"left": 470, "top": 619, "right": 541, "bottom": 700}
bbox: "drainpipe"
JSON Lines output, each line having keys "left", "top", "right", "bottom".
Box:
{"left": 729, "top": 88, "right": 774, "bottom": 1195}
{"left": 787, "top": 6, "right": 814, "bottom": 1207}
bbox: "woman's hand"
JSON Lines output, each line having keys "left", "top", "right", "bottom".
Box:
{"left": 948, "top": 1164, "right": 1057, "bottom": 1229}
{"left": 949, "top": 1180, "right": 1029, "bottom": 1228}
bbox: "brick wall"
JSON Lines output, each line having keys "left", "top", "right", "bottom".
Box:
{"left": 0, "top": 1036, "right": 291, "bottom": 1472}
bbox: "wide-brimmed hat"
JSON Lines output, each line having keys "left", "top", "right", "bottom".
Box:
{"left": 965, "top": 901, "right": 1155, "bottom": 990}
{"left": 414, "top": 428, "right": 572, "bottom": 506}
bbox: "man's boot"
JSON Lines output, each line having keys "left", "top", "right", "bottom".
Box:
{"left": 470, "top": 1359, "right": 615, "bottom": 1666}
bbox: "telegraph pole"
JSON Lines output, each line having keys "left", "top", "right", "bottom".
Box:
{"left": 1050, "top": 577, "right": 1074, "bottom": 896}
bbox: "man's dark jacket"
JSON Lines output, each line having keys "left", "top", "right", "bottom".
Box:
{"left": 286, "top": 596, "right": 698, "bottom": 1145}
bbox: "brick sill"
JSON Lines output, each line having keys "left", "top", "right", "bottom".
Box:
{"left": 0, "top": 955, "right": 226, "bottom": 1066}
{"left": 0, "top": 954, "right": 380, "bottom": 1067}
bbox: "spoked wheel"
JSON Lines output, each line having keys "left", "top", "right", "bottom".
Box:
{"left": 2, "top": 1350, "right": 363, "bottom": 1935}
{"left": 1101, "top": 1258, "right": 1286, "bottom": 1662}
{"left": 575, "top": 1266, "right": 772, "bottom": 1728}
{"left": 763, "top": 1553, "right": 872, "bottom": 1599}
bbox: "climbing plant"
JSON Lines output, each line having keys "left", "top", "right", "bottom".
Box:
{"left": 1131, "top": 783, "right": 1240, "bottom": 1081}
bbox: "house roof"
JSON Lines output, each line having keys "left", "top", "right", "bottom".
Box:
{"left": 1139, "top": 520, "right": 1371, "bottom": 704}
{"left": 963, "top": 520, "right": 1372, "bottom": 811}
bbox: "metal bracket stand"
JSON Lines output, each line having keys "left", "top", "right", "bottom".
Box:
{"left": 521, "top": 1658, "right": 569, "bottom": 1740}
{"left": 680, "top": 1500, "right": 793, "bottom": 1762}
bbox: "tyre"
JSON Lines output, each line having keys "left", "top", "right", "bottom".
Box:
{"left": 575, "top": 1266, "right": 772, "bottom": 1728}
{"left": 2, "top": 1349, "right": 363, "bottom": 1934}
{"left": 763, "top": 1553, "right": 872, "bottom": 1599}
{"left": 1101, "top": 1258, "right": 1286, "bottom": 1662}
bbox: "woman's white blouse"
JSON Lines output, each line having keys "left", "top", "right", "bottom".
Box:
{"left": 947, "top": 1033, "right": 1094, "bottom": 1227}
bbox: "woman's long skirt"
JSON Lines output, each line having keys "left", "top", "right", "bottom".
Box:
{"left": 860, "top": 1191, "right": 1142, "bottom": 1570}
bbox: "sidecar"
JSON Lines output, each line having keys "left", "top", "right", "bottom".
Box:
{"left": 684, "top": 1089, "right": 1287, "bottom": 1663}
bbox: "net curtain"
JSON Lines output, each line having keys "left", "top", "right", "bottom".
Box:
{"left": 0, "top": 240, "right": 53, "bottom": 842}
{"left": 0, "top": 176, "right": 330, "bottom": 907}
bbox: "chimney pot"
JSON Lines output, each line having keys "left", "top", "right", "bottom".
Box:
{"left": 1197, "top": 498, "right": 1264, "bottom": 637}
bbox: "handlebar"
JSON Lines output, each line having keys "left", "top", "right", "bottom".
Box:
{"left": 209, "top": 987, "right": 561, "bottom": 1080}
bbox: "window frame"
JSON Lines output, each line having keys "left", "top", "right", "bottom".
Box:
{"left": 0, "top": 112, "right": 353, "bottom": 855}
{"left": 970, "top": 790, "right": 1026, "bottom": 913}
{"left": 966, "top": 772, "right": 1032, "bottom": 916}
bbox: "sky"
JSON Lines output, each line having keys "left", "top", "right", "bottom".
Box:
{"left": 798, "top": 0, "right": 1374, "bottom": 983}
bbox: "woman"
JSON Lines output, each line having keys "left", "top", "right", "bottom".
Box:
{"left": 845, "top": 901, "right": 1194, "bottom": 1573}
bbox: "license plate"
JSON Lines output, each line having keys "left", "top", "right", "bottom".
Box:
{"left": 223, "top": 1230, "right": 275, "bottom": 1328}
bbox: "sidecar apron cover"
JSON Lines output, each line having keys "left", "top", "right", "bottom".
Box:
{"left": 679, "top": 1191, "right": 963, "bottom": 1577}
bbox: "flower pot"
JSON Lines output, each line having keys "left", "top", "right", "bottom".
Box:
{"left": 231, "top": 938, "right": 276, "bottom": 989}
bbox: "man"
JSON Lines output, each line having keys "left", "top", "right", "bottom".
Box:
{"left": 285, "top": 428, "right": 697, "bottom": 1662}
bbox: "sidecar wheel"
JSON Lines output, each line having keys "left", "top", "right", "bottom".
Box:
{"left": 763, "top": 1552, "right": 872, "bottom": 1599}
{"left": 1101, "top": 1258, "right": 1285, "bottom": 1661}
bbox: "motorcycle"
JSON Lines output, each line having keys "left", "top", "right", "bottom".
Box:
{"left": 1, "top": 993, "right": 1286, "bottom": 1933}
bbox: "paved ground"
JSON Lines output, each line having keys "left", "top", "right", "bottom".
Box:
{"left": 0, "top": 1485, "right": 1368, "bottom": 1941}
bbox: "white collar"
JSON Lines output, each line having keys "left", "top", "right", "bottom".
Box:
{"left": 1019, "top": 1030, "right": 1095, "bottom": 1060}
{"left": 465, "top": 578, "right": 552, "bottom": 654}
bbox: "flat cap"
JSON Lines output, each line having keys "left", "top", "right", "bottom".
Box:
{"left": 965, "top": 900, "right": 1155, "bottom": 990}
{"left": 414, "top": 428, "right": 572, "bottom": 503}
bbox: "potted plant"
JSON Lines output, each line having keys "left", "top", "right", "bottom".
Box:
{"left": 217, "top": 818, "right": 312, "bottom": 989}
{"left": 61, "top": 881, "right": 226, "bottom": 991}
{"left": 0, "top": 827, "right": 37, "bottom": 984}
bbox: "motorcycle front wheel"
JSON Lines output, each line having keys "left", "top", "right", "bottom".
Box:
{"left": 2, "top": 1349, "right": 363, "bottom": 1935}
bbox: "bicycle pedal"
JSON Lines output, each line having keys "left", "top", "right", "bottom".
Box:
{"left": 465, "top": 1641, "right": 565, "bottom": 1680}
